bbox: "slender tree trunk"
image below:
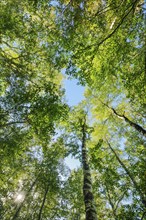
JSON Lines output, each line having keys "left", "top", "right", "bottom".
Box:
{"left": 105, "top": 184, "right": 118, "bottom": 220}
{"left": 107, "top": 141, "right": 146, "bottom": 207}
{"left": 38, "top": 183, "right": 49, "bottom": 220}
{"left": 81, "top": 122, "right": 97, "bottom": 220}
{"left": 12, "top": 177, "right": 38, "bottom": 220}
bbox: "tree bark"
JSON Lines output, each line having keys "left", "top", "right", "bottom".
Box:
{"left": 81, "top": 121, "right": 97, "bottom": 220}
{"left": 111, "top": 107, "right": 146, "bottom": 137}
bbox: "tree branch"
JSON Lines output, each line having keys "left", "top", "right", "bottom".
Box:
{"left": 0, "top": 121, "right": 26, "bottom": 128}
{"left": 106, "top": 140, "right": 146, "bottom": 207}
{"left": 73, "top": 0, "right": 140, "bottom": 57}
{"left": 101, "top": 101, "right": 146, "bottom": 137}
{"left": 38, "top": 182, "right": 50, "bottom": 220}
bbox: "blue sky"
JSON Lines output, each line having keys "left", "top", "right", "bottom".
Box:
{"left": 63, "top": 77, "right": 84, "bottom": 106}
{"left": 63, "top": 77, "right": 84, "bottom": 169}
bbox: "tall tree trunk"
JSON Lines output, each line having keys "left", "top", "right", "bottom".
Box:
{"left": 81, "top": 121, "right": 97, "bottom": 220}
{"left": 38, "top": 183, "right": 49, "bottom": 220}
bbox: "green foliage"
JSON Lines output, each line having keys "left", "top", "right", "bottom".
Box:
{"left": 0, "top": 0, "right": 145, "bottom": 219}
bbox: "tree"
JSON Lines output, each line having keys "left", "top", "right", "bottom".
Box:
{"left": 57, "top": 0, "right": 145, "bottom": 104}
{"left": 1, "top": 0, "right": 145, "bottom": 219}
{"left": 1, "top": 1, "right": 69, "bottom": 219}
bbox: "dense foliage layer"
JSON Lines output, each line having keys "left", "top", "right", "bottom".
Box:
{"left": 0, "top": 0, "right": 145, "bottom": 219}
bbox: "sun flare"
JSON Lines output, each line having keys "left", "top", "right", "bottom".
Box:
{"left": 15, "top": 193, "right": 25, "bottom": 203}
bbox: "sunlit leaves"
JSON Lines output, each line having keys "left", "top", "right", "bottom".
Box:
{"left": 0, "top": 0, "right": 145, "bottom": 219}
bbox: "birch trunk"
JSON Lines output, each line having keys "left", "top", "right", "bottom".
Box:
{"left": 81, "top": 122, "right": 97, "bottom": 220}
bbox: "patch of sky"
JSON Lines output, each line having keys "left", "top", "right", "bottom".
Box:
{"left": 64, "top": 155, "right": 80, "bottom": 170}
{"left": 63, "top": 73, "right": 85, "bottom": 169}
{"left": 111, "top": 93, "right": 128, "bottom": 108}
{"left": 63, "top": 76, "right": 85, "bottom": 106}
{"left": 50, "top": 0, "right": 60, "bottom": 7}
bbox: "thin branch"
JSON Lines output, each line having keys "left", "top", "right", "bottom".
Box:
{"left": 0, "top": 121, "right": 26, "bottom": 128}
{"left": 141, "top": 211, "right": 146, "bottom": 220}
{"left": 105, "top": 184, "right": 117, "bottom": 220}
{"left": 106, "top": 140, "right": 146, "bottom": 207}
{"left": 115, "top": 190, "right": 127, "bottom": 211}
{"left": 93, "top": 0, "right": 139, "bottom": 48}
{"left": 73, "top": 0, "right": 140, "bottom": 57}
